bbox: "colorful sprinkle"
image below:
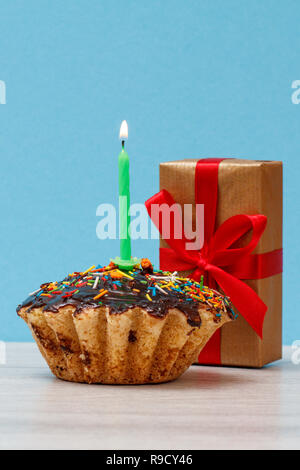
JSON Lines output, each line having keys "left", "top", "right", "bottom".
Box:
{"left": 20, "top": 260, "right": 234, "bottom": 327}
{"left": 93, "top": 290, "right": 108, "bottom": 300}
{"left": 82, "top": 265, "right": 96, "bottom": 275}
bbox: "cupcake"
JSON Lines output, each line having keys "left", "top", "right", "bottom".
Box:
{"left": 17, "top": 259, "right": 235, "bottom": 384}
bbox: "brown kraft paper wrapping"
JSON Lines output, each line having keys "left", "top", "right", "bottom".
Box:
{"left": 159, "top": 159, "right": 282, "bottom": 368}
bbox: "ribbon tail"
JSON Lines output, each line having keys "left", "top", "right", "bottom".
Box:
{"left": 198, "top": 329, "right": 221, "bottom": 365}
{"left": 208, "top": 265, "right": 267, "bottom": 338}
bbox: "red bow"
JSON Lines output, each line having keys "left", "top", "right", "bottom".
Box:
{"left": 145, "top": 159, "right": 283, "bottom": 341}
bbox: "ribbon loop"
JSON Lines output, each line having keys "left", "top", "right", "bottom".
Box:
{"left": 208, "top": 214, "right": 267, "bottom": 267}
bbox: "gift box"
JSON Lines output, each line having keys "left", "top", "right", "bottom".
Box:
{"left": 146, "top": 159, "right": 283, "bottom": 368}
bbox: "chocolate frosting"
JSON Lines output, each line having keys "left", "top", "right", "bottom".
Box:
{"left": 17, "top": 261, "right": 234, "bottom": 327}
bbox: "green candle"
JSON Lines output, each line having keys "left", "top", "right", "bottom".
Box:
{"left": 118, "top": 131, "right": 131, "bottom": 260}
{"left": 111, "top": 121, "right": 140, "bottom": 270}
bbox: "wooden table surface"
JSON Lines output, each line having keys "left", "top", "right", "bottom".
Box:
{"left": 0, "top": 343, "right": 299, "bottom": 450}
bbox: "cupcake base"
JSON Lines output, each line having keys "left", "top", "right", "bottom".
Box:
{"left": 18, "top": 305, "right": 231, "bottom": 384}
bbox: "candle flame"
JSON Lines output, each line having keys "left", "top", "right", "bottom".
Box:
{"left": 119, "top": 120, "right": 128, "bottom": 140}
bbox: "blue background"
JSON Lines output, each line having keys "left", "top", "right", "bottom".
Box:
{"left": 0, "top": 0, "right": 299, "bottom": 343}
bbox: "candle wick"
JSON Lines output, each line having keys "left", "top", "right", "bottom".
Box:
{"left": 122, "top": 140, "right": 125, "bottom": 150}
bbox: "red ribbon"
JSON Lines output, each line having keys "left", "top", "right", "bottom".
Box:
{"left": 145, "top": 159, "right": 283, "bottom": 364}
